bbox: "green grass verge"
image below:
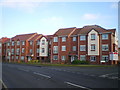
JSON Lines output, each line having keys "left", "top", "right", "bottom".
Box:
{"left": 5, "top": 61, "right": 117, "bottom": 67}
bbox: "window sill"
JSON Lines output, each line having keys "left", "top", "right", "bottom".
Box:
{"left": 91, "top": 50, "right": 95, "bottom": 51}
{"left": 102, "top": 39, "right": 108, "bottom": 40}
{"left": 90, "top": 60, "right": 96, "bottom": 62}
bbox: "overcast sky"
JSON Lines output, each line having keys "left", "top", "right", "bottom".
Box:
{"left": 0, "top": 0, "right": 119, "bottom": 46}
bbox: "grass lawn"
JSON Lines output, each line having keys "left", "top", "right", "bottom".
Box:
{"left": 6, "top": 61, "right": 117, "bottom": 67}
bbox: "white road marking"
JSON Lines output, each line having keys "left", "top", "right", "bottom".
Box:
{"left": 99, "top": 73, "right": 118, "bottom": 77}
{"left": 99, "top": 73, "right": 119, "bottom": 80}
{"left": 18, "top": 68, "right": 29, "bottom": 72}
{"left": 64, "top": 81, "right": 92, "bottom": 90}
{"left": 108, "top": 76, "right": 118, "bottom": 79}
{"left": 33, "top": 72, "right": 51, "bottom": 79}
{"left": 0, "top": 80, "right": 8, "bottom": 89}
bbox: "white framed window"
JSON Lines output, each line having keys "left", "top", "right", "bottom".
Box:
{"left": 42, "top": 40, "right": 45, "bottom": 45}
{"left": 90, "top": 56, "right": 96, "bottom": 62}
{"left": 21, "top": 56, "right": 24, "bottom": 60}
{"left": 72, "top": 46, "right": 76, "bottom": 51}
{"left": 11, "top": 49, "right": 14, "bottom": 54}
{"left": 12, "top": 41, "right": 14, "bottom": 46}
{"left": 80, "top": 55, "right": 86, "bottom": 61}
{"left": 53, "top": 37, "right": 58, "bottom": 42}
{"left": 30, "top": 41, "right": 33, "bottom": 45}
{"left": 101, "top": 55, "right": 109, "bottom": 62}
{"left": 62, "top": 46, "right": 66, "bottom": 51}
{"left": 37, "top": 48, "right": 39, "bottom": 53}
{"left": 7, "top": 42, "right": 10, "bottom": 46}
{"left": 37, "top": 40, "right": 40, "bottom": 45}
{"left": 80, "top": 35, "right": 86, "bottom": 41}
{"left": 91, "top": 44, "right": 95, "bottom": 51}
{"left": 22, "top": 48, "right": 25, "bottom": 53}
{"left": 30, "top": 49, "right": 32, "bottom": 53}
{"left": 73, "top": 37, "right": 76, "bottom": 41}
{"left": 62, "top": 37, "right": 66, "bottom": 42}
{"left": 16, "top": 48, "right": 20, "bottom": 55}
{"left": 16, "top": 56, "right": 18, "bottom": 59}
{"left": 0, "top": 43, "right": 2, "bottom": 47}
{"left": 102, "top": 44, "right": 109, "bottom": 51}
{"left": 91, "top": 34, "right": 95, "bottom": 40}
{"left": 53, "top": 46, "right": 58, "bottom": 53}
{"left": 22, "top": 41, "right": 25, "bottom": 45}
{"left": 102, "top": 34, "right": 108, "bottom": 40}
{"left": 42, "top": 48, "right": 45, "bottom": 53}
{"left": 17, "top": 41, "right": 20, "bottom": 45}
{"left": 80, "top": 45, "right": 86, "bottom": 51}
{"left": 53, "top": 55, "right": 58, "bottom": 60}
{"left": 61, "top": 56, "right": 66, "bottom": 60}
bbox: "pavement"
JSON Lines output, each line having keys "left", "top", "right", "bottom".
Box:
{"left": 2, "top": 63, "right": 119, "bottom": 89}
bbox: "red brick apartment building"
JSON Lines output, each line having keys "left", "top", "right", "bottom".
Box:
{"left": 3, "top": 33, "right": 51, "bottom": 62}
{"left": 0, "top": 37, "right": 9, "bottom": 61}
{"left": 0, "top": 25, "right": 118, "bottom": 64}
{"left": 118, "top": 47, "right": 120, "bottom": 61}
{"left": 51, "top": 25, "right": 118, "bottom": 64}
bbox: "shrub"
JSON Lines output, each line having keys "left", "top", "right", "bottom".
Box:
{"left": 71, "top": 60, "right": 89, "bottom": 64}
{"left": 28, "top": 60, "right": 40, "bottom": 63}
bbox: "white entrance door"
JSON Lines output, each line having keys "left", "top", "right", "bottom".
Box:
{"left": 28, "top": 56, "right": 31, "bottom": 61}
{"left": 71, "top": 56, "right": 75, "bottom": 62}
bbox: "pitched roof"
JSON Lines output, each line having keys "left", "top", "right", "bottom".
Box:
{"left": 0, "top": 37, "right": 10, "bottom": 43}
{"left": 54, "top": 27, "right": 76, "bottom": 36}
{"left": 11, "top": 33, "right": 37, "bottom": 41}
{"left": 29, "top": 34, "right": 43, "bottom": 41}
{"left": 106, "top": 29, "right": 116, "bottom": 33}
{"left": 78, "top": 25, "right": 116, "bottom": 34}
{"left": 71, "top": 28, "right": 82, "bottom": 35}
{"left": 45, "top": 35, "right": 53, "bottom": 40}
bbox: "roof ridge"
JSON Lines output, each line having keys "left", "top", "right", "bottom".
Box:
{"left": 16, "top": 33, "right": 37, "bottom": 36}
{"left": 35, "top": 34, "right": 43, "bottom": 41}
{"left": 59, "top": 27, "right": 76, "bottom": 30}
{"left": 27, "top": 33, "right": 37, "bottom": 41}
{"left": 68, "top": 28, "right": 77, "bottom": 37}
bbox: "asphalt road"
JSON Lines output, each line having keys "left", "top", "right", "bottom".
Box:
{"left": 2, "top": 63, "right": 119, "bottom": 89}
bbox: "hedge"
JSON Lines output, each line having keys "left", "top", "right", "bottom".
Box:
{"left": 71, "top": 60, "right": 89, "bottom": 64}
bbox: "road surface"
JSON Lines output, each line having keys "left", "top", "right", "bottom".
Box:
{"left": 2, "top": 63, "right": 119, "bottom": 89}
